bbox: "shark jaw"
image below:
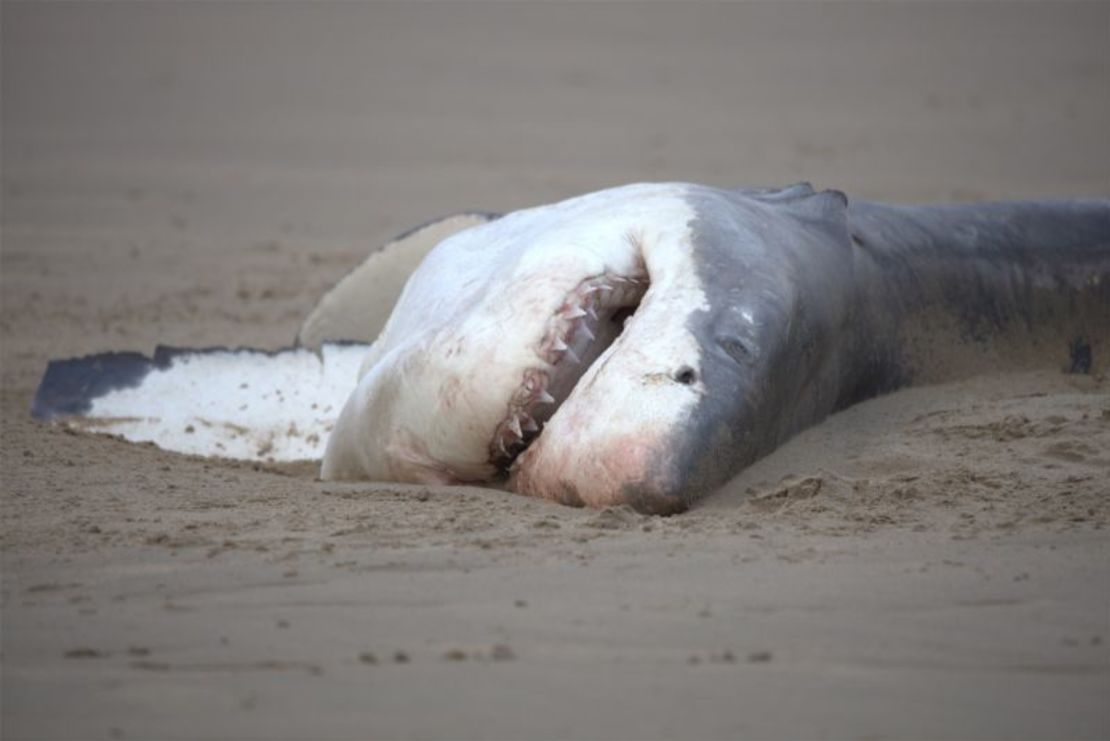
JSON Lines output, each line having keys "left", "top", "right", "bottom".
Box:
{"left": 321, "top": 183, "right": 709, "bottom": 511}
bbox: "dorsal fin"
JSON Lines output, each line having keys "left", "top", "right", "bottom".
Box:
{"left": 296, "top": 212, "right": 500, "bottom": 350}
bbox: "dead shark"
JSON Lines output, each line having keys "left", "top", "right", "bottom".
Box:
{"left": 33, "top": 183, "right": 1110, "bottom": 513}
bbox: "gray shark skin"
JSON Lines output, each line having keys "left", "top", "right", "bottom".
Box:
{"left": 627, "top": 185, "right": 1110, "bottom": 514}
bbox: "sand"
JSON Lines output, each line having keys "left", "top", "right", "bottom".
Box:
{"left": 2, "top": 3, "right": 1108, "bottom": 739}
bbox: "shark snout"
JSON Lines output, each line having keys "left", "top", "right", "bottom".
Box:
{"left": 507, "top": 424, "right": 695, "bottom": 514}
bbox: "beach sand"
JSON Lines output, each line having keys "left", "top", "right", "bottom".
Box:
{"left": 2, "top": 4, "right": 1108, "bottom": 739}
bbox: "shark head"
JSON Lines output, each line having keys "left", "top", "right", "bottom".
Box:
{"left": 322, "top": 182, "right": 854, "bottom": 513}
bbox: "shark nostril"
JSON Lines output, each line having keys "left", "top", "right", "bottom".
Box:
{"left": 674, "top": 366, "right": 697, "bottom": 385}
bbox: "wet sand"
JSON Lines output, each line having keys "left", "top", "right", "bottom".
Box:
{"left": 2, "top": 3, "right": 1108, "bottom": 739}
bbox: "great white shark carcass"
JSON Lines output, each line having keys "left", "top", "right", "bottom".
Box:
{"left": 33, "top": 183, "right": 1110, "bottom": 513}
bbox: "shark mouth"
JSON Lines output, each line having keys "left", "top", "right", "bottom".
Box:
{"left": 487, "top": 268, "right": 649, "bottom": 472}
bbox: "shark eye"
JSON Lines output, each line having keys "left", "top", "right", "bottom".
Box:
{"left": 674, "top": 366, "right": 697, "bottom": 385}
{"left": 717, "top": 336, "right": 750, "bottom": 365}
